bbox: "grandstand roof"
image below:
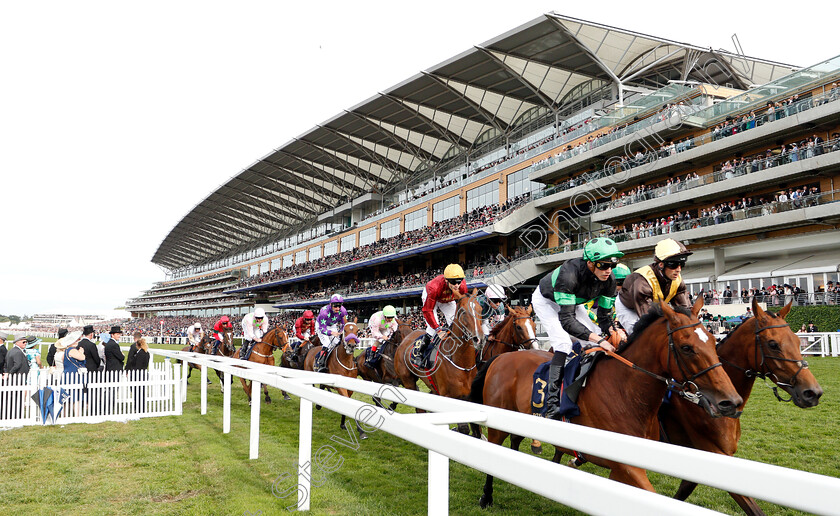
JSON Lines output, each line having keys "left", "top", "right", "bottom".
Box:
{"left": 153, "top": 12, "right": 797, "bottom": 271}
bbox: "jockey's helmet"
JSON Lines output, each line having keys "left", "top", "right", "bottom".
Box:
{"left": 444, "top": 263, "right": 465, "bottom": 280}
{"left": 582, "top": 238, "right": 624, "bottom": 263}
{"left": 654, "top": 238, "right": 693, "bottom": 263}
{"left": 383, "top": 305, "right": 397, "bottom": 318}
{"left": 486, "top": 284, "right": 506, "bottom": 300}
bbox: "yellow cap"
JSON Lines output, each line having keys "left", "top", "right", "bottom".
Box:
{"left": 443, "top": 264, "right": 465, "bottom": 279}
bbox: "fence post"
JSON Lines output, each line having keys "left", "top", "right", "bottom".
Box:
{"left": 173, "top": 361, "right": 182, "bottom": 415}
{"left": 200, "top": 364, "right": 207, "bottom": 415}
{"left": 298, "top": 398, "right": 313, "bottom": 511}
{"left": 428, "top": 450, "right": 449, "bottom": 515}
{"left": 223, "top": 371, "right": 231, "bottom": 433}
{"left": 181, "top": 360, "right": 188, "bottom": 403}
{"left": 249, "top": 380, "right": 261, "bottom": 460}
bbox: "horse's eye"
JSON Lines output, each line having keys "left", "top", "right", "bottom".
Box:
{"left": 767, "top": 340, "right": 780, "bottom": 350}
{"left": 680, "top": 345, "right": 695, "bottom": 354}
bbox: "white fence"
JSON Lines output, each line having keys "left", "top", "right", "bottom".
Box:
{"left": 0, "top": 362, "right": 181, "bottom": 428}
{"left": 151, "top": 349, "right": 840, "bottom": 516}
{"left": 798, "top": 332, "right": 840, "bottom": 356}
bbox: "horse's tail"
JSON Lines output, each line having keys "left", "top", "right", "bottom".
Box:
{"left": 470, "top": 355, "right": 501, "bottom": 405}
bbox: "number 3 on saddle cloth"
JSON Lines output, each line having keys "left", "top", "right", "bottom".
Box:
{"left": 411, "top": 334, "right": 439, "bottom": 370}
{"left": 531, "top": 343, "right": 603, "bottom": 419}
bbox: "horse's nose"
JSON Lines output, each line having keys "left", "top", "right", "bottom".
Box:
{"left": 802, "top": 386, "right": 823, "bottom": 405}
{"left": 717, "top": 394, "right": 743, "bottom": 417}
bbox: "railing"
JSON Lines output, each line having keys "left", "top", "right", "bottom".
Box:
{"left": 0, "top": 361, "right": 180, "bottom": 428}
{"left": 797, "top": 333, "right": 840, "bottom": 356}
{"left": 533, "top": 86, "right": 840, "bottom": 201}
{"left": 697, "top": 293, "right": 840, "bottom": 308}
{"left": 147, "top": 348, "right": 840, "bottom": 515}
{"left": 595, "top": 138, "right": 840, "bottom": 213}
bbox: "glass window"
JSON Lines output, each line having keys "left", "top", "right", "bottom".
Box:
{"left": 507, "top": 168, "right": 541, "bottom": 200}
{"left": 249, "top": 264, "right": 258, "bottom": 276}
{"left": 380, "top": 218, "right": 400, "bottom": 240}
{"left": 466, "top": 182, "right": 499, "bottom": 212}
{"left": 341, "top": 234, "right": 356, "bottom": 252}
{"left": 433, "top": 196, "right": 460, "bottom": 223}
{"left": 259, "top": 261, "right": 269, "bottom": 274}
{"left": 324, "top": 241, "right": 337, "bottom": 257}
{"left": 359, "top": 226, "right": 376, "bottom": 247}
{"left": 295, "top": 250, "right": 306, "bottom": 264}
{"left": 310, "top": 246, "right": 321, "bottom": 261}
{"left": 283, "top": 255, "right": 293, "bottom": 269}
{"left": 405, "top": 208, "right": 427, "bottom": 232}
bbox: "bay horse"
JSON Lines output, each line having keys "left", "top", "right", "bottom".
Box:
{"left": 471, "top": 298, "right": 742, "bottom": 508}
{"left": 303, "top": 319, "right": 370, "bottom": 439}
{"left": 660, "top": 298, "right": 823, "bottom": 515}
{"left": 178, "top": 334, "right": 212, "bottom": 383}
{"left": 355, "top": 319, "right": 413, "bottom": 411}
{"left": 393, "top": 289, "right": 483, "bottom": 434}
{"left": 204, "top": 329, "right": 235, "bottom": 392}
{"left": 233, "top": 326, "right": 288, "bottom": 405}
{"left": 279, "top": 335, "right": 317, "bottom": 401}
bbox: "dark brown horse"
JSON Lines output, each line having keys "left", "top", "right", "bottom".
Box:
{"left": 279, "top": 335, "right": 316, "bottom": 401}
{"left": 355, "top": 319, "right": 413, "bottom": 411}
{"left": 233, "top": 327, "right": 288, "bottom": 405}
{"left": 394, "top": 289, "right": 483, "bottom": 434}
{"left": 204, "top": 329, "right": 235, "bottom": 392}
{"left": 178, "top": 334, "right": 213, "bottom": 383}
{"left": 303, "top": 319, "right": 370, "bottom": 439}
{"left": 471, "top": 298, "right": 742, "bottom": 508}
{"left": 660, "top": 298, "right": 823, "bottom": 515}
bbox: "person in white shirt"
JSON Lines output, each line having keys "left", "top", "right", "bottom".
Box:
{"left": 186, "top": 322, "right": 204, "bottom": 352}
{"left": 240, "top": 308, "right": 269, "bottom": 360}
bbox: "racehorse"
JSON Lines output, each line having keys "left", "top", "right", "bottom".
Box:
{"left": 393, "top": 289, "right": 483, "bottom": 434}
{"left": 471, "top": 298, "right": 742, "bottom": 508}
{"left": 303, "top": 319, "right": 369, "bottom": 439}
{"left": 233, "top": 327, "right": 288, "bottom": 405}
{"left": 178, "top": 334, "right": 213, "bottom": 382}
{"left": 660, "top": 298, "right": 823, "bottom": 515}
{"left": 278, "top": 334, "right": 317, "bottom": 401}
{"left": 204, "top": 329, "right": 235, "bottom": 392}
{"left": 355, "top": 319, "right": 413, "bottom": 411}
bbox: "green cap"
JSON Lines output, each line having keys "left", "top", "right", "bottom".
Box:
{"left": 383, "top": 305, "right": 397, "bottom": 318}
{"left": 613, "top": 263, "right": 632, "bottom": 281}
{"left": 583, "top": 238, "right": 624, "bottom": 262}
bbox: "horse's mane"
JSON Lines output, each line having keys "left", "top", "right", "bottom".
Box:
{"left": 621, "top": 305, "right": 694, "bottom": 353}
{"left": 489, "top": 317, "right": 508, "bottom": 338}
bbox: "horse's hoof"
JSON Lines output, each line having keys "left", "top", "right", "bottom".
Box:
{"left": 266, "top": 398, "right": 272, "bottom": 404}
{"left": 480, "top": 433, "right": 488, "bottom": 442}
{"left": 479, "top": 495, "right": 493, "bottom": 509}
{"left": 315, "top": 405, "right": 322, "bottom": 411}
{"left": 283, "top": 394, "right": 291, "bottom": 401}
{"left": 566, "top": 458, "right": 579, "bottom": 469}
{"left": 340, "top": 423, "right": 347, "bottom": 430}
{"left": 359, "top": 432, "right": 368, "bottom": 440}
{"left": 531, "top": 444, "right": 543, "bottom": 455}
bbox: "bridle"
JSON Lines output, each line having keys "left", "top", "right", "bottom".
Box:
{"left": 250, "top": 328, "right": 285, "bottom": 359}
{"left": 438, "top": 296, "right": 482, "bottom": 372}
{"left": 718, "top": 318, "right": 808, "bottom": 402}
{"left": 479, "top": 315, "right": 537, "bottom": 362}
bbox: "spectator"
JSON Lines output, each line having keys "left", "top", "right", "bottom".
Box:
{"left": 104, "top": 326, "right": 125, "bottom": 371}
{"left": 807, "top": 322, "right": 819, "bottom": 333}
{"left": 5, "top": 336, "right": 32, "bottom": 376}
{"left": 0, "top": 331, "right": 7, "bottom": 374}
{"left": 125, "top": 337, "right": 150, "bottom": 413}
{"left": 78, "top": 325, "right": 101, "bottom": 372}
{"left": 47, "top": 328, "right": 67, "bottom": 367}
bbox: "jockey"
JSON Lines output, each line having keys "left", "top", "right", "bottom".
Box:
{"left": 478, "top": 284, "right": 507, "bottom": 339}
{"left": 314, "top": 294, "right": 348, "bottom": 372}
{"left": 616, "top": 238, "right": 692, "bottom": 336}
{"left": 186, "top": 322, "right": 204, "bottom": 352}
{"left": 239, "top": 308, "right": 269, "bottom": 360}
{"left": 415, "top": 264, "right": 468, "bottom": 367}
{"left": 211, "top": 315, "right": 233, "bottom": 355}
{"left": 365, "top": 305, "right": 398, "bottom": 367}
{"left": 613, "top": 263, "right": 632, "bottom": 291}
{"left": 531, "top": 238, "right": 626, "bottom": 420}
{"left": 291, "top": 310, "right": 316, "bottom": 352}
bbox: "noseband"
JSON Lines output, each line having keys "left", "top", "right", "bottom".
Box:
{"left": 719, "top": 319, "right": 808, "bottom": 403}
{"left": 479, "top": 316, "right": 537, "bottom": 362}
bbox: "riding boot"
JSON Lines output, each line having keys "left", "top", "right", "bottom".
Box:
{"left": 413, "top": 333, "right": 432, "bottom": 367}
{"left": 544, "top": 351, "right": 568, "bottom": 421}
{"left": 316, "top": 349, "right": 329, "bottom": 373}
{"left": 240, "top": 340, "right": 252, "bottom": 360}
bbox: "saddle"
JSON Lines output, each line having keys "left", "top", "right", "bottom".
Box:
{"left": 410, "top": 334, "right": 438, "bottom": 370}
{"left": 531, "top": 343, "right": 603, "bottom": 418}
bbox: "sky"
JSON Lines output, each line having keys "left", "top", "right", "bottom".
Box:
{"left": 1, "top": 1, "right": 836, "bottom": 316}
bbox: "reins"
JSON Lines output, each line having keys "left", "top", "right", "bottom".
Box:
{"left": 717, "top": 319, "right": 808, "bottom": 402}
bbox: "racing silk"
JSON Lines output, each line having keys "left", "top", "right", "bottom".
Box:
{"left": 422, "top": 274, "right": 467, "bottom": 330}
{"left": 213, "top": 319, "right": 232, "bottom": 341}
{"left": 618, "top": 264, "right": 689, "bottom": 317}
{"left": 477, "top": 295, "right": 505, "bottom": 326}
{"left": 186, "top": 325, "right": 204, "bottom": 345}
{"left": 317, "top": 304, "right": 348, "bottom": 336}
{"left": 538, "top": 258, "right": 616, "bottom": 341}
{"left": 368, "top": 311, "right": 398, "bottom": 341}
{"left": 295, "top": 316, "right": 316, "bottom": 340}
{"left": 242, "top": 312, "right": 268, "bottom": 341}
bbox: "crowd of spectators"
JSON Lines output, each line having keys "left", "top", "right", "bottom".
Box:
{"left": 234, "top": 194, "right": 531, "bottom": 290}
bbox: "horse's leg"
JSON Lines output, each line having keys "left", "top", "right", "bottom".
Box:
{"left": 479, "top": 474, "right": 495, "bottom": 509}
{"left": 509, "top": 434, "right": 524, "bottom": 451}
{"left": 674, "top": 480, "right": 697, "bottom": 501}
{"left": 355, "top": 419, "right": 367, "bottom": 441}
{"left": 282, "top": 390, "right": 291, "bottom": 401}
{"left": 240, "top": 377, "right": 252, "bottom": 403}
{"left": 729, "top": 493, "right": 767, "bottom": 516}
{"left": 608, "top": 464, "right": 655, "bottom": 491}
{"left": 340, "top": 414, "right": 347, "bottom": 431}
{"left": 550, "top": 447, "right": 564, "bottom": 464}
{"left": 263, "top": 382, "right": 271, "bottom": 404}
{"left": 531, "top": 440, "right": 543, "bottom": 455}
{"left": 468, "top": 423, "right": 483, "bottom": 439}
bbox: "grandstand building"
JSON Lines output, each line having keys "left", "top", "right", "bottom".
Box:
{"left": 127, "top": 13, "right": 840, "bottom": 322}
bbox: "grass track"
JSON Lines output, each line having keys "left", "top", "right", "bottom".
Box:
{"left": 1, "top": 347, "right": 838, "bottom": 515}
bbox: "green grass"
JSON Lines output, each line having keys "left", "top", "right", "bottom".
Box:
{"left": 1, "top": 350, "right": 839, "bottom": 515}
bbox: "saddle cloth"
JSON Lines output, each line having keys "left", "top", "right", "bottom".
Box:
{"left": 531, "top": 343, "right": 601, "bottom": 418}
{"left": 411, "top": 334, "right": 437, "bottom": 368}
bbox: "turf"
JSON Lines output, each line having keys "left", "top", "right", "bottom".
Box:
{"left": 1, "top": 349, "right": 838, "bottom": 515}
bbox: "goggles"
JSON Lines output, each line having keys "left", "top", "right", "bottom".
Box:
{"left": 446, "top": 278, "right": 462, "bottom": 285}
{"left": 594, "top": 261, "right": 617, "bottom": 271}
{"left": 663, "top": 259, "right": 687, "bottom": 269}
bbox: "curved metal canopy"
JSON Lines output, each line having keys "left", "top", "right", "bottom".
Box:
{"left": 153, "top": 12, "right": 797, "bottom": 271}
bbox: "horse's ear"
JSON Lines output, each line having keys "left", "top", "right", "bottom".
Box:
{"left": 778, "top": 300, "right": 793, "bottom": 319}
{"left": 527, "top": 304, "right": 533, "bottom": 315}
{"left": 751, "top": 296, "right": 764, "bottom": 319}
{"left": 471, "top": 287, "right": 478, "bottom": 297}
{"left": 691, "top": 295, "right": 704, "bottom": 317}
{"left": 353, "top": 316, "right": 358, "bottom": 324}
{"left": 659, "top": 300, "right": 680, "bottom": 325}
{"left": 505, "top": 303, "right": 511, "bottom": 312}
